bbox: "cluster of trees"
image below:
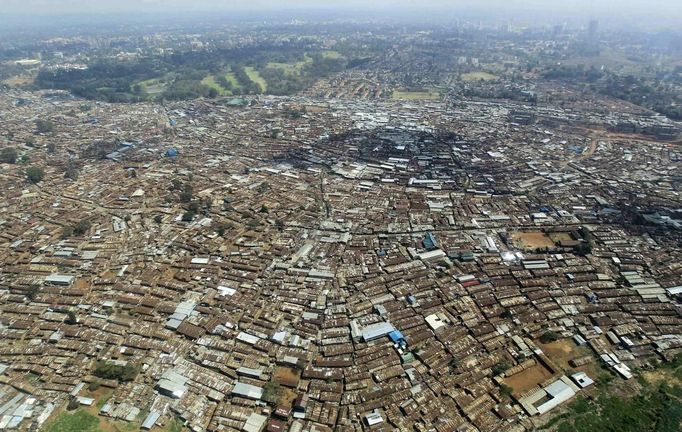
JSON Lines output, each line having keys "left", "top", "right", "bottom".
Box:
{"left": 542, "top": 64, "right": 604, "bottom": 82}
{"left": 62, "top": 220, "right": 92, "bottom": 238}
{"left": 92, "top": 360, "right": 138, "bottom": 382}
{"left": 574, "top": 227, "right": 594, "bottom": 256}
{"left": 600, "top": 74, "right": 682, "bottom": 121}
{"left": 162, "top": 79, "right": 217, "bottom": 101}
{"left": 491, "top": 361, "right": 511, "bottom": 376}
{"left": 539, "top": 330, "right": 560, "bottom": 344}
{"left": 462, "top": 85, "right": 538, "bottom": 104}
{"left": 541, "top": 64, "right": 682, "bottom": 121}
{"left": 36, "top": 59, "right": 155, "bottom": 103}
{"left": 547, "top": 374, "right": 682, "bottom": 432}
{"left": 262, "top": 381, "right": 282, "bottom": 404}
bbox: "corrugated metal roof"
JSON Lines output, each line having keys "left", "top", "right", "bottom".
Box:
{"left": 231, "top": 382, "right": 263, "bottom": 400}
{"left": 362, "top": 322, "right": 396, "bottom": 341}
{"left": 142, "top": 411, "right": 161, "bottom": 429}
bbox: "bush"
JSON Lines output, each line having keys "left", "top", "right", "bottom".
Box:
{"left": 26, "top": 166, "right": 45, "bottom": 183}
{"left": 0, "top": 147, "right": 18, "bottom": 164}
{"left": 262, "top": 381, "right": 281, "bottom": 403}
{"left": 182, "top": 210, "right": 195, "bottom": 222}
{"left": 215, "top": 223, "right": 232, "bottom": 236}
{"left": 92, "top": 361, "right": 138, "bottom": 382}
{"left": 66, "top": 396, "right": 80, "bottom": 411}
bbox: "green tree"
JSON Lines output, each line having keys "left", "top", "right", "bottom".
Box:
{"left": 491, "top": 361, "right": 511, "bottom": 376}
{"left": 575, "top": 241, "right": 592, "bottom": 256}
{"left": 540, "top": 331, "right": 560, "bottom": 344}
{"left": 26, "top": 284, "right": 40, "bottom": 301}
{"left": 182, "top": 210, "right": 195, "bottom": 222}
{"left": 64, "top": 165, "right": 79, "bottom": 180}
{"left": 93, "top": 361, "right": 138, "bottom": 382}
{"left": 73, "top": 220, "right": 92, "bottom": 236}
{"left": 179, "top": 184, "right": 193, "bottom": 203}
{"left": 500, "top": 384, "right": 514, "bottom": 397}
{"left": 26, "top": 166, "right": 45, "bottom": 183}
{"left": 262, "top": 381, "right": 282, "bottom": 403}
{"left": 65, "top": 311, "right": 78, "bottom": 325}
{"left": 35, "top": 119, "right": 55, "bottom": 134}
{"left": 0, "top": 147, "right": 18, "bottom": 164}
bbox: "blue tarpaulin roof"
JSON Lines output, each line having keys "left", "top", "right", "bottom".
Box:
{"left": 388, "top": 330, "right": 405, "bottom": 342}
{"left": 423, "top": 232, "right": 438, "bottom": 250}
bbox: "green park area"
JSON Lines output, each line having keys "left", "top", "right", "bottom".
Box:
{"left": 392, "top": 88, "right": 441, "bottom": 100}
{"left": 461, "top": 71, "right": 499, "bottom": 81}
{"left": 540, "top": 355, "right": 682, "bottom": 432}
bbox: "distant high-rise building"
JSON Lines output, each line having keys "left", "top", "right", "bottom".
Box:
{"left": 552, "top": 23, "right": 565, "bottom": 38}
{"left": 588, "top": 19, "right": 599, "bottom": 37}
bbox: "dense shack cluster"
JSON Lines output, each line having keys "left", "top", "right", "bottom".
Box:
{"left": 0, "top": 84, "right": 680, "bottom": 432}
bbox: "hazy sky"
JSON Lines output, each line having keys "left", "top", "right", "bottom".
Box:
{"left": 0, "top": 0, "right": 678, "bottom": 13}
{"left": 1, "top": 0, "right": 680, "bottom": 28}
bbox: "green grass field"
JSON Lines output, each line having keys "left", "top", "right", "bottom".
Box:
{"left": 165, "top": 419, "right": 184, "bottom": 432}
{"left": 321, "top": 50, "right": 343, "bottom": 59}
{"left": 392, "top": 89, "right": 441, "bottom": 100}
{"left": 137, "top": 74, "right": 173, "bottom": 95}
{"left": 266, "top": 62, "right": 302, "bottom": 74}
{"left": 267, "top": 54, "right": 312, "bottom": 75}
{"left": 223, "top": 71, "right": 240, "bottom": 88}
{"left": 201, "top": 75, "right": 229, "bottom": 95}
{"left": 460, "top": 71, "right": 498, "bottom": 82}
{"left": 200, "top": 68, "right": 244, "bottom": 96}
{"left": 244, "top": 67, "right": 267, "bottom": 92}
{"left": 46, "top": 410, "right": 100, "bottom": 432}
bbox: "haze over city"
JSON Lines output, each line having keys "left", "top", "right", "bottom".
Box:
{"left": 1, "top": 0, "right": 681, "bottom": 28}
